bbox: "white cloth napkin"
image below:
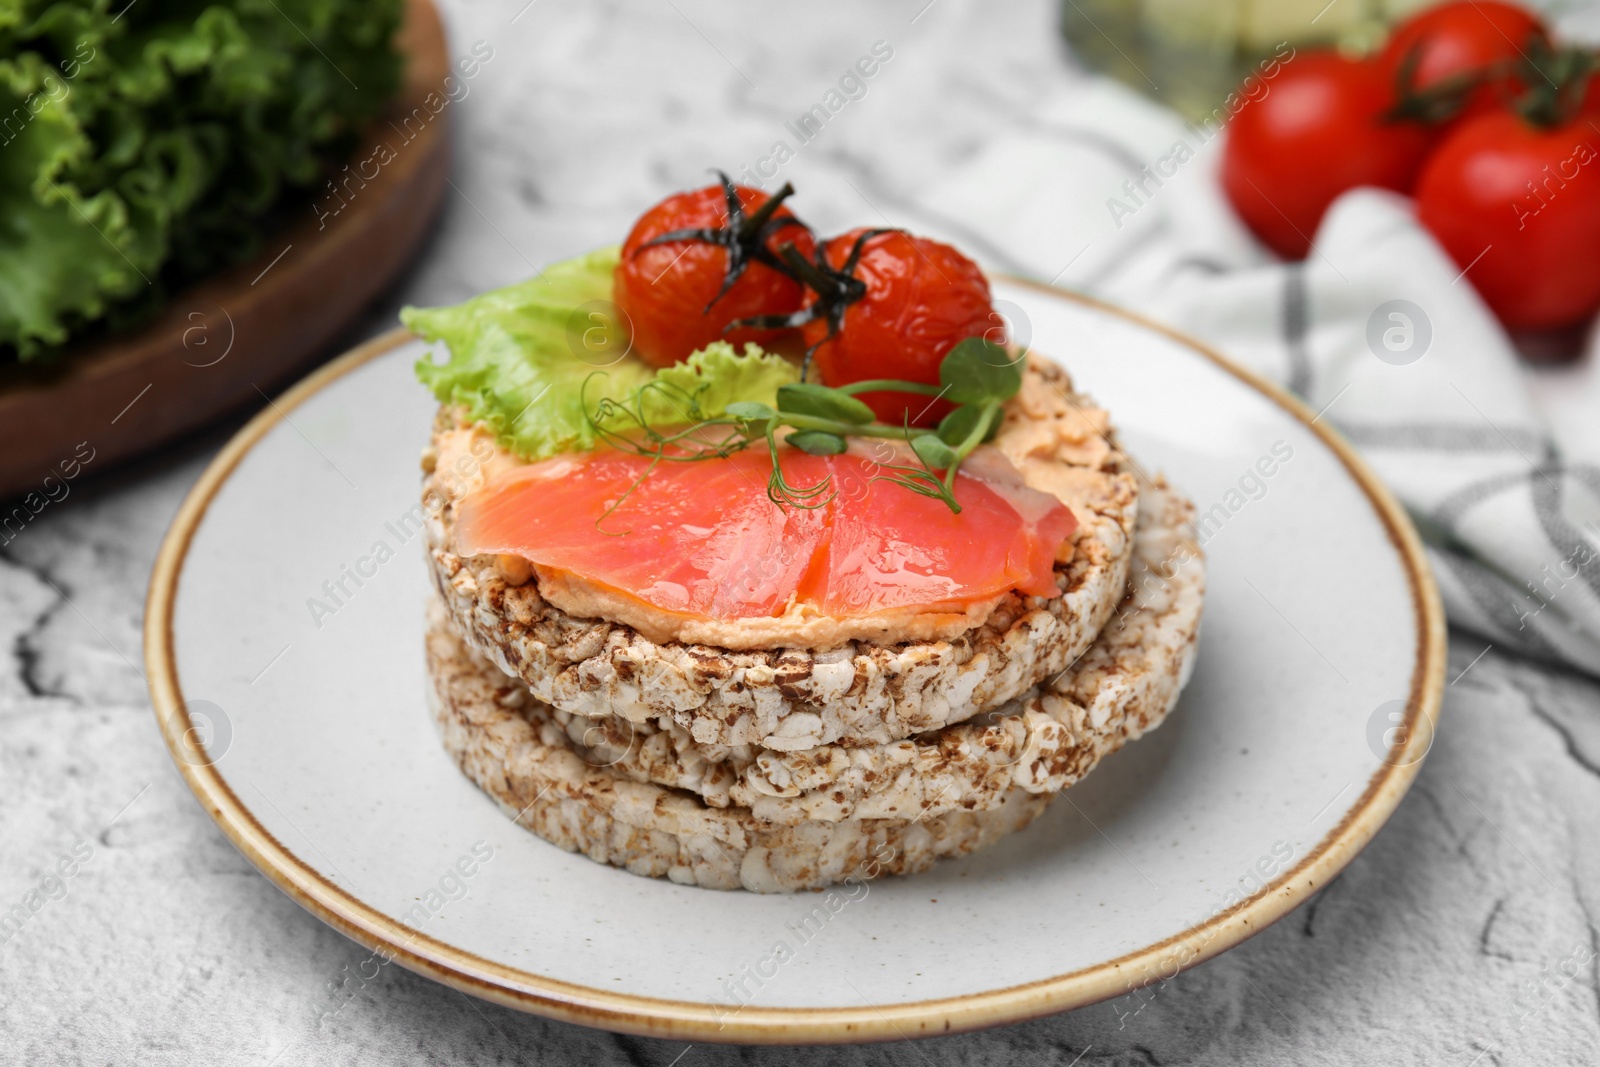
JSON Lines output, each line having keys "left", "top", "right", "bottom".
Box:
{"left": 912, "top": 78, "right": 1600, "bottom": 675}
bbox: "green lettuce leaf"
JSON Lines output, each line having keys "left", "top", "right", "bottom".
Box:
{"left": 0, "top": 0, "right": 404, "bottom": 359}
{"left": 405, "top": 246, "right": 799, "bottom": 460}
{"left": 0, "top": 52, "right": 148, "bottom": 352}
{"left": 634, "top": 340, "right": 799, "bottom": 427}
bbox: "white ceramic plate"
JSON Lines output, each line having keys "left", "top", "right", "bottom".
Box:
{"left": 145, "top": 281, "right": 1444, "bottom": 1043}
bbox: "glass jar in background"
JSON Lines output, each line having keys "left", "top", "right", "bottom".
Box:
{"left": 1060, "top": 0, "right": 1433, "bottom": 121}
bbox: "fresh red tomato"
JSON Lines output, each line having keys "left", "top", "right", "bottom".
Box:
{"left": 1222, "top": 51, "right": 1433, "bottom": 259}
{"left": 1416, "top": 110, "right": 1600, "bottom": 331}
{"left": 614, "top": 179, "right": 815, "bottom": 368}
{"left": 1379, "top": 1, "right": 1548, "bottom": 122}
{"left": 802, "top": 229, "right": 997, "bottom": 427}
{"left": 1582, "top": 62, "right": 1600, "bottom": 115}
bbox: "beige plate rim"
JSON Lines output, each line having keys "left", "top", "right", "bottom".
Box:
{"left": 143, "top": 280, "right": 1447, "bottom": 1045}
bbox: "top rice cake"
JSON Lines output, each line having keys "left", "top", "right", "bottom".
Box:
{"left": 423, "top": 357, "right": 1139, "bottom": 751}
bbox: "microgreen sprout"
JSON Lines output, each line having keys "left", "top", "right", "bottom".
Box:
{"left": 586, "top": 337, "right": 1025, "bottom": 517}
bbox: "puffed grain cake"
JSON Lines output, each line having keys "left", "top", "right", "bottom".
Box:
{"left": 426, "top": 605, "right": 1050, "bottom": 893}
{"left": 425, "top": 359, "right": 1141, "bottom": 751}
{"left": 424, "top": 478, "right": 1202, "bottom": 891}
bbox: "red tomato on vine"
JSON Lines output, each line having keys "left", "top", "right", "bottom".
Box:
{"left": 1417, "top": 109, "right": 1600, "bottom": 332}
{"left": 614, "top": 176, "right": 815, "bottom": 368}
{"left": 1379, "top": 1, "right": 1550, "bottom": 123}
{"left": 1222, "top": 51, "right": 1432, "bottom": 259}
{"left": 789, "top": 229, "right": 999, "bottom": 427}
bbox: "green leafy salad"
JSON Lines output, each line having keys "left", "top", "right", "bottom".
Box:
{"left": 0, "top": 0, "right": 402, "bottom": 360}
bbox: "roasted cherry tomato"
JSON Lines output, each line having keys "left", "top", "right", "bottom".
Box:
{"left": 1222, "top": 50, "right": 1433, "bottom": 259}
{"left": 1416, "top": 109, "right": 1600, "bottom": 332}
{"left": 799, "top": 229, "right": 997, "bottom": 427}
{"left": 614, "top": 178, "right": 815, "bottom": 368}
{"left": 1379, "top": 1, "right": 1549, "bottom": 122}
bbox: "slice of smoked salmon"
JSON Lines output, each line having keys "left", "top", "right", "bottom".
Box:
{"left": 453, "top": 444, "right": 1076, "bottom": 624}
{"left": 811, "top": 452, "right": 1071, "bottom": 612}
{"left": 454, "top": 448, "right": 831, "bottom": 619}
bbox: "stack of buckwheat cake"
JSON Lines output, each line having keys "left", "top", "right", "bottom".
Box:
{"left": 421, "top": 358, "right": 1205, "bottom": 892}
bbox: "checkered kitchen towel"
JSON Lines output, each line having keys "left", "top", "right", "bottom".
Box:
{"left": 911, "top": 78, "right": 1600, "bottom": 675}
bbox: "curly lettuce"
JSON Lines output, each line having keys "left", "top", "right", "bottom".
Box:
{"left": 637, "top": 339, "right": 801, "bottom": 427}
{"left": 404, "top": 246, "right": 800, "bottom": 460}
{"left": 0, "top": 0, "right": 403, "bottom": 359}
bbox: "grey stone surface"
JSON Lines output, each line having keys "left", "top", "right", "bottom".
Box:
{"left": 3, "top": 0, "right": 1600, "bottom": 1063}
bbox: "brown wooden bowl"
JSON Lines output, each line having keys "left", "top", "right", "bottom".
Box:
{"left": 0, "top": 0, "right": 451, "bottom": 501}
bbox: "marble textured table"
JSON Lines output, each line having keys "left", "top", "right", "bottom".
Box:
{"left": 5, "top": 1, "right": 1600, "bottom": 1063}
